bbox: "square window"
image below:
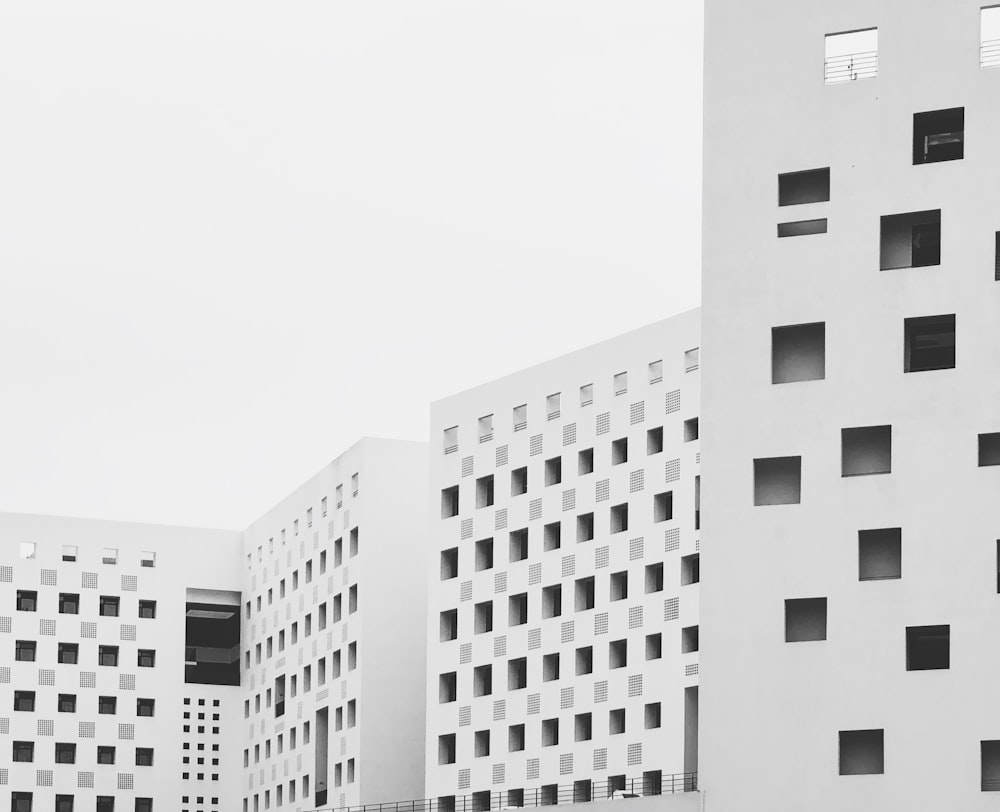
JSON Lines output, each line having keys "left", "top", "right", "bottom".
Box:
{"left": 62, "top": 545, "right": 77, "bottom": 562}
{"left": 754, "top": 457, "right": 801, "bottom": 505}
{"left": 859, "top": 528, "right": 902, "bottom": 580}
{"left": 653, "top": 491, "right": 673, "bottom": 523}
{"left": 138, "top": 649, "right": 156, "bottom": 668}
{"left": 647, "top": 426, "right": 664, "bottom": 455}
{"left": 99, "top": 695, "right": 117, "bottom": 714}
{"left": 778, "top": 167, "right": 830, "bottom": 205}
{"left": 508, "top": 657, "right": 527, "bottom": 690}
{"left": 904, "top": 314, "right": 955, "bottom": 372}
{"left": 906, "top": 625, "right": 949, "bottom": 670}
{"left": 839, "top": 729, "right": 884, "bottom": 775}
{"left": 772, "top": 322, "right": 826, "bottom": 384}
{"left": 100, "top": 596, "right": 120, "bottom": 617}
{"left": 785, "top": 598, "right": 827, "bottom": 642}
{"left": 543, "top": 521, "right": 561, "bottom": 552}
{"left": 59, "top": 593, "right": 79, "bottom": 614}
{"left": 440, "top": 547, "right": 459, "bottom": 580}
{"left": 102, "top": 547, "right": 118, "bottom": 565}
{"left": 476, "top": 475, "right": 495, "bottom": 508}
{"left": 55, "top": 742, "right": 76, "bottom": 764}
{"left": 137, "top": 698, "right": 155, "bottom": 716}
{"left": 511, "top": 466, "right": 528, "bottom": 496}
{"left": 824, "top": 28, "right": 878, "bottom": 84}
{"left": 140, "top": 551, "right": 156, "bottom": 568}
{"left": 475, "top": 538, "right": 493, "bottom": 571}
{"left": 842, "top": 425, "right": 892, "bottom": 476}
{"left": 681, "top": 554, "right": 700, "bottom": 586}
{"left": 441, "top": 485, "right": 459, "bottom": 518}
{"left": 981, "top": 433, "right": 1000, "bottom": 467}
{"left": 880, "top": 210, "right": 941, "bottom": 270}
{"left": 98, "top": 745, "right": 116, "bottom": 764}
{"left": 16, "top": 640, "right": 36, "bottom": 662}
{"left": 138, "top": 600, "right": 156, "bottom": 619}
{"left": 14, "top": 691, "right": 35, "bottom": 711}
{"left": 13, "top": 740, "right": 34, "bottom": 762}
{"left": 58, "top": 693, "right": 77, "bottom": 713}
{"left": 913, "top": 108, "right": 964, "bottom": 164}
{"left": 56, "top": 642, "right": 77, "bottom": 664}
{"left": 98, "top": 645, "right": 119, "bottom": 666}
{"left": 509, "top": 529, "right": 529, "bottom": 563}
{"left": 610, "top": 503, "right": 629, "bottom": 534}
{"left": 578, "top": 448, "right": 594, "bottom": 475}
{"left": 544, "top": 456, "right": 562, "bottom": 486}
{"left": 16, "top": 590, "right": 37, "bottom": 612}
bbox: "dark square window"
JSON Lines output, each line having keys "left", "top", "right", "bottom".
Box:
{"left": 11, "top": 793, "right": 33, "bottom": 812}
{"left": 839, "top": 729, "right": 884, "bottom": 775}
{"left": 137, "top": 649, "right": 156, "bottom": 668}
{"left": 58, "top": 693, "right": 77, "bottom": 713}
{"left": 57, "top": 642, "right": 78, "bottom": 664}
{"left": 98, "top": 645, "right": 119, "bottom": 666}
{"left": 99, "top": 596, "right": 120, "bottom": 617}
{"left": 881, "top": 210, "right": 941, "bottom": 270}
{"left": 59, "top": 593, "right": 79, "bottom": 614}
{"left": 13, "top": 740, "right": 34, "bottom": 762}
{"left": 136, "top": 747, "right": 154, "bottom": 766}
{"left": 14, "top": 691, "right": 35, "bottom": 712}
{"left": 913, "top": 108, "right": 964, "bottom": 164}
{"left": 785, "top": 598, "right": 827, "bottom": 642}
{"left": 98, "top": 745, "right": 116, "bottom": 764}
{"left": 137, "top": 698, "right": 155, "bottom": 717}
{"left": 906, "top": 625, "right": 950, "bottom": 670}
{"left": 138, "top": 600, "right": 157, "bottom": 619}
{"left": 99, "top": 696, "right": 117, "bottom": 715}
{"left": 16, "top": 590, "right": 37, "bottom": 612}
{"left": 55, "top": 742, "right": 76, "bottom": 764}
{"left": 135, "top": 800, "right": 153, "bottom": 812}
{"left": 905, "top": 314, "right": 955, "bottom": 372}
{"left": 56, "top": 797, "right": 74, "bottom": 812}
{"left": 96, "top": 798, "right": 115, "bottom": 812}
{"left": 15, "top": 640, "right": 36, "bottom": 662}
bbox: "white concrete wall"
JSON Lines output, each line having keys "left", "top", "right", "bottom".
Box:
{"left": 426, "top": 312, "right": 701, "bottom": 801}
{"left": 701, "top": 1, "right": 1000, "bottom": 809}
{"left": 0, "top": 512, "right": 244, "bottom": 812}
{"left": 242, "top": 437, "right": 429, "bottom": 810}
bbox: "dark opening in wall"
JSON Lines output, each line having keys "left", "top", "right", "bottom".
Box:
{"left": 609, "top": 708, "right": 626, "bottom": 735}
{"left": 778, "top": 219, "right": 828, "bottom": 238}
{"left": 474, "top": 538, "right": 493, "bottom": 571}
{"left": 578, "top": 448, "right": 594, "bottom": 475}
{"left": 610, "top": 503, "right": 629, "bottom": 534}
{"left": 511, "top": 466, "right": 528, "bottom": 496}
{"left": 881, "top": 210, "right": 941, "bottom": 269}
{"left": 575, "top": 577, "right": 595, "bottom": 611}
{"left": 609, "top": 639, "right": 628, "bottom": 669}
{"left": 842, "top": 425, "right": 892, "bottom": 476}
{"left": 681, "top": 625, "right": 699, "bottom": 653}
{"left": 653, "top": 491, "right": 673, "bottom": 523}
{"left": 474, "top": 601, "right": 493, "bottom": 633}
{"left": 574, "top": 780, "right": 592, "bottom": 802}
{"left": 545, "top": 456, "right": 562, "bottom": 486}
{"left": 979, "top": 433, "right": 1000, "bottom": 466}
{"left": 438, "top": 734, "right": 456, "bottom": 765}
{"left": 982, "top": 740, "right": 1000, "bottom": 791}
{"left": 683, "top": 418, "right": 699, "bottom": 442}
{"left": 575, "top": 712, "right": 592, "bottom": 742}
{"left": 778, "top": 167, "right": 831, "bottom": 206}
{"left": 645, "top": 563, "right": 664, "bottom": 593}
{"left": 509, "top": 529, "right": 529, "bottom": 562}
{"left": 995, "top": 231, "right": 1000, "bottom": 281}
{"left": 681, "top": 554, "right": 700, "bottom": 586}
{"left": 541, "top": 718, "right": 559, "bottom": 746}
{"left": 506, "top": 791, "right": 525, "bottom": 808}
{"left": 508, "top": 657, "right": 527, "bottom": 690}
{"left": 859, "top": 528, "right": 902, "bottom": 580}
{"left": 439, "top": 672, "right": 457, "bottom": 703}
{"left": 839, "top": 729, "right": 884, "bottom": 775}
{"left": 646, "top": 633, "right": 663, "bottom": 660}
{"left": 543, "top": 521, "right": 561, "bottom": 552}
{"left": 785, "top": 597, "right": 827, "bottom": 642}
{"left": 473, "top": 664, "right": 492, "bottom": 696}
{"left": 476, "top": 475, "right": 494, "bottom": 508}
{"left": 610, "top": 570, "right": 628, "bottom": 601}
{"left": 474, "top": 730, "right": 490, "bottom": 757}
{"left": 508, "top": 724, "right": 525, "bottom": 752}
{"left": 439, "top": 609, "right": 458, "bottom": 642}
{"left": 612, "top": 437, "right": 628, "bottom": 466}
{"left": 906, "top": 625, "right": 950, "bottom": 670}
{"left": 441, "top": 486, "right": 459, "bottom": 518}
{"left": 772, "top": 322, "right": 826, "bottom": 384}
{"left": 754, "top": 457, "right": 802, "bottom": 505}
{"left": 541, "top": 585, "right": 562, "bottom": 619}
{"left": 471, "top": 791, "right": 491, "bottom": 812}
{"left": 913, "top": 108, "right": 964, "bottom": 164}
{"left": 576, "top": 646, "right": 593, "bottom": 675}
{"left": 509, "top": 593, "right": 528, "bottom": 626}
{"left": 185, "top": 590, "right": 241, "bottom": 686}
{"left": 904, "top": 314, "right": 955, "bottom": 372}
{"left": 577, "top": 513, "right": 595, "bottom": 543}
{"left": 440, "top": 547, "right": 458, "bottom": 580}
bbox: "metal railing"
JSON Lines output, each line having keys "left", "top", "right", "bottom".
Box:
{"left": 824, "top": 50, "right": 878, "bottom": 84}
{"left": 306, "top": 772, "right": 697, "bottom": 812}
{"left": 982, "top": 38, "right": 1000, "bottom": 69}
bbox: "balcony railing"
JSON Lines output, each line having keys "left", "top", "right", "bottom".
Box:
{"left": 824, "top": 50, "right": 878, "bottom": 84}
{"left": 982, "top": 38, "right": 1000, "bottom": 69}
{"left": 305, "top": 773, "right": 697, "bottom": 812}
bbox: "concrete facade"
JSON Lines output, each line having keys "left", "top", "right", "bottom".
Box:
{"left": 700, "top": 1, "right": 1000, "bottom": 809}
{"left": 425, "top": 312, "right": 702, "bottom": 804}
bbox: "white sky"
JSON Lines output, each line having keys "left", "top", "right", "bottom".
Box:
{"left": 0, "top": 1, "right": 704, "bottom": 530}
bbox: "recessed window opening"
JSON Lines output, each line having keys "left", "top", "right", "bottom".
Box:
{"left": 546, "top": 392, "right": 561, "bottom": 420}
{"left": 438, "top": 734, "right": 456, "bottom": 765}
{"left": 647, "top": 426, "right": 664, "bottom": 455}
{"left": 646, "top": 633, "right": 663, "bottom": 660}
{"left": 610, "top": 570, "right": 628, "bottom": 601}
{"left": 905, "top": 315, "right": 955, "bottom": 372}
{"left": 575, "top": 577, "right": 595, "bottom": 611}
{"left": 778, "top": 219, "right": 827, "bottom": 238}
{"left": 541, "top": 585, "right": 562, "bottom": 619}
{"left": 825, "top": 28, "right": 878, "bottom": 84}
{"left": 913, "top": 108, "right": 964, "bottom": 164}
{"left": 610, "top": 503, "right": 629, "bottom": 534}
{"left": 982, "top": 6, "right": 1000, "bottom": 68}
{"left": 645, "top": 702, "right": 662, "bottom": 729}
{"left": 684, "top": 348, "right": 700, "bottom": 372}
{"left": 541, "top": 718, "right": 559, "bottom": 746}
{"left": 612, "top": 437, "right": 628, "bottom": 465}
{"left": 476, "top": 475, "right": 495, "bottom": 508}
{"left": 474, "top": 601, "right": 494, "bottom": 634}
{"left": 906, "top": 625, "right": 950, "bottom": 670}
{"left": 478, "top": 414, "right": 494, "bottom": 442}
{"left": 982, "top": 740, "right": 1000, "bottom": 791}
{"left": 785, "top": 598, "right": 827, "bottom": 642}
{"left": 579, "top": 384, "right": 593, "bottom": 407}
{"left": 645, "top": 563, "right": 664, "bottom": 593}
{"left": 441, "top": 486, "right": 459, "bottom": 519}
{"left": 440, "top": 547, "right": 459, "bottom": 580}
{"left": 511, "top": 466, "right": 528, "bottom": 496}
{"left": 509, "top": 593, "right": 528, "bottom": 626}
{"left": 859, "top": 528, "right": 902, "bottom": 580}
{"left": 475, "top": 538, "right": 493, "bottom": 571}
{"left": 772, "top": 322, "right": 826, "bottom": 383}
{"left": 509, "top": 529, "right": 529, "bottom": 562}
{"left": 440, "top": 610, "right": 458, "bottom": 642}
{"left": 842, "top": 425, "right": 892, "bottom": 476}
{"left": 613, "top": 372, "right": 628, "bottom": 396}
{"left": 473, "top": 664, "right": 492, "bottom": 696}
{"left": 609, "top": 709, "right": 626, "bottom": 735}
{"left": 839, "top": 729, "right": 884, "bottom": 775}
{"left": 576, "top": 646, "right": 593, "bottom": 675}
{"left": 648, "top": 359, "right": 663, "bottom": 384}
{"left": 681, "top": 625, "right": 699, "bottom": 653}
{"left": 982, "top": 433, "right": 1000, "bottom": 467}
{"left": 542, "top": 653, "right": 560, "bottom": 682}
{"left": 545, "top": 456, "right": 562, "bottom": 486}
{"left": 577, "top": 513, "right": 594, "bottom": 543}
{"left": 683, "top": 418, "right": 699, "bottom": 442}
{"left": 575, "top": 713, "right": 592, "bottom": 742}
{"left": 440, "top": 672, "right": 457, "bottom": 703}
{"left": 754, "top": 456, "right": 802, "bottom": 505}
{"left": 880, "top": 210, "right": 941, "bottom": 269}
{"left": 508, "top": 658, "right": 527, "bottom": 690}
{"left": 513, "top": 404, "right": 527, "bottom": 432}
{"left": 578, "top": 448, "right": 594, "bottom": 475}
{"left": 609, "top": 639, "right": 627, "bottom": 669}
{"left": 778, "top": 167, "right": 831, "bottom": 205}
{"left": 509, "top": 724, "right": 525, "bottom": 752}
{"left": 543, "top": 521, "right": 561, "bottom": 552}
{"left": 443, "top": 426, "right": 458, "bottom": 454}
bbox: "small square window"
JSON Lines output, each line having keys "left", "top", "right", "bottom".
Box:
{"left": 913, "top": 108, "right": 964, "bottom": 164}
{"left": 575, "top": 712, "right": 593, "bottom": 741}
{"left": 904, "top": 314, "right": 955, "bottom": 372}
{"left": 859, "top": 528, "right": 902, "bottom": 581}
{"left": 785, "top": 598, "right": 827, "bottom": 642}
{"left": 842, "top": 425, "right": 892, "bottom": 477}
{"left": 613, "top": 371, "right": 628, "bottom": 396}
{"left": 100, "top": 595, "right": 120, "bottom": 617}
{"left": 14, "top": 691, "right": 36, "bottom": 711}
{"left": 99, "top": 696, "right": 117, "bottom": 714}
{"left": 62, "top": 545, "right": 78, "bottom": 562}
{"left": 140, "top": 551, "right": 156, "bottom": 568}
{"left": 16, "top": 590, "right": 38, "bottom": 612}
{"left": 772, "top": 322, "right": 826, "bottom": 384}
{"left": 138, "top": 599, "right": 156, "bottom": 619}
{"left": 439, "top": 610, "right": 458, "bottom": 642}
{"left": 839, "top": 729, "right": 884, "bottom": 775}
{"left": 881, "top": 210, "right": 941, "bottom": 270}
{"left": 644, "top": 702, "right": 662, "bottom": 730}
{"left": 906, "top": 625, "right": 949, "bottom": 670}
{"left": 754, "top": 457, "right": 801, "bottom": 505}
{"left": 645, "top": 633, "right": 662, "bottom": 660}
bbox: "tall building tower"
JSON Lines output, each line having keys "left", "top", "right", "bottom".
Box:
{"left": 700, "top": 2, "right": 1000, "bottom": 809}
{"left": 241, "top": 437, "right": 429, "bottom": 812}
{"left": 425, "top": 313, "right": 702, "bottom": 806}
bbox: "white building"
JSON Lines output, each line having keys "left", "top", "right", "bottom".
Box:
{"left": 241, "top": 437, "right": 429, "bottom": 812}
{"left": 425, "top": 312, "right": 702, "bottom": 806}
{"left": 700, "top": 1, "right": 1000, "bottom": 809}
{"left": 2, "top": 437, "right": 429, "bottom": 812}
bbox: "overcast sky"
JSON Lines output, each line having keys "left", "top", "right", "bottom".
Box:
{"left": 0, "top": 1, "right": 703, "bottom": 530}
